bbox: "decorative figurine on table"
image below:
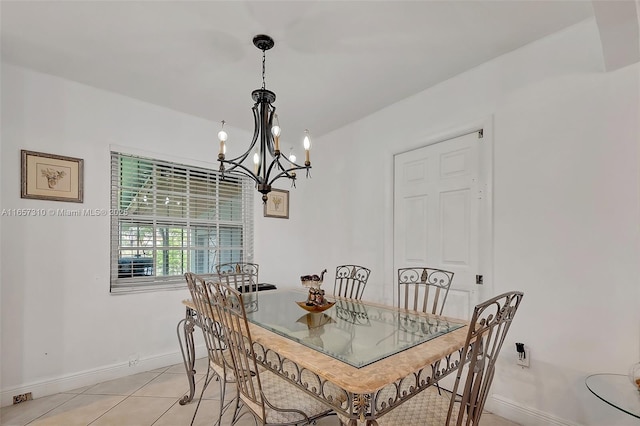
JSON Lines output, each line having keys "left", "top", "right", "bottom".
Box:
{"left": 300, "top": 269, "right": 328, "bottom": 306}
{"left": 296, "top": 269, "right": 335, "bottom": 313}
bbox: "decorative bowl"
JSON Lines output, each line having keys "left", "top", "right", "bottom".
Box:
{"left": 296, "top": 301, "right": 335, "bottom": 313}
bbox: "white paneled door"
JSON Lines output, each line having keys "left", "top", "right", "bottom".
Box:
{"left": 393, "top": 130, "right": 489, "bottom": 319}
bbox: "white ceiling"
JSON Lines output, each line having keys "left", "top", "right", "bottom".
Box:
{"left": 1, "top": 1, "right": 597, "bottom": 141}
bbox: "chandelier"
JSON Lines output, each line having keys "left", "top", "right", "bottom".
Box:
{"left": 217, "top": 34, "right": 311, "bottom": 203}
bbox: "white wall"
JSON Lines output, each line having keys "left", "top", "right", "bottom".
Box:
{"left": 256, "top": 19, "right": 640, "bottom": 425}
{"left": 0, "top": 63, "right": 255, "bottom": 406}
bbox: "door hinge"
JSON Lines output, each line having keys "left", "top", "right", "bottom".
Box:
{"left": 476, "top": 274, "right": 484, "bottom": 285}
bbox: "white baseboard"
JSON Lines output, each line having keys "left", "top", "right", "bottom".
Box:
{"left": 486, "top": 394, "right": 583, "bottom": 426}
{"left": 1, "top": 346, "right": 205, "bottom": 408}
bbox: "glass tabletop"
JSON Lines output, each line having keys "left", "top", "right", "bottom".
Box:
{"left": 244, "top": 290, "right": 466, "bottom": 368}
{"left": 585, "top": 374, "right": 640, "bottom": 419}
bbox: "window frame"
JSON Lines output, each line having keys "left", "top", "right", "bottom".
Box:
{"left": 110, "top": 151, "right": 254, "bottom": 293}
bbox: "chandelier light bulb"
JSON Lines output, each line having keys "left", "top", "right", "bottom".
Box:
{"left": 218, "top": 120, "right": 227, "bottom": 158}
{"left": 272, "top": 118, "right": 281, "bottom": 152}
{"left": 289, "top": 152, "right": 296, "bottom": 163}
{"left": 303, "top": 130, "right": 311, "bottom": 165}
{"left": 218, "top": 120, "right": 228, "bottom": 141}
{"left": 253, "top": 152, "right": 260, "bottom": 174}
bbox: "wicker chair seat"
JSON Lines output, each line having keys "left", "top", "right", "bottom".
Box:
{"left": 241, "top": 369, "right": 333, "bottom": 424}
{"left": 336, "top": 387, "right": 460, "bottom": 425}
{"left": 208, "top": 349, "right": 235, "bottom": 377}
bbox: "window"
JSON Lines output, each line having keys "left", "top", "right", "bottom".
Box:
{"left": 110, "top": 152, "right": 254, "bottom": 293}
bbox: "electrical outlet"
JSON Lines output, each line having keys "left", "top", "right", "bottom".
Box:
{"left": 128, "top": 354, "right": 139, "bottom": 367}
{"left": 516, "top": 344, "right": 530, "bottom": 368}
{"left": 13, "top": 392, "right": 32, "bottom": 404}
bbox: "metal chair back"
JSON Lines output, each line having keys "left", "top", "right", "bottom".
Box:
{"left": 183, "top": 272, "right": 233, "bottom": 425}
{"left": 446, "top": 291, "right": 524, "bottom": 425}
{"left": 220, "top": 272, "right": 259, "bottom": 313}
{"left": 397, "top": 267, "right": 454, "bottom": 315}
{"left": 217, "top": 262, "right": 259, "bottom": 279}
{"left": 334, "top": 264, "right": 371, "bottom": 300}
{"left": 209, "top": 280, "right": 268, "bottom": 422}
{"left": 184, "top": 273, "right": 229, "bottom": 370}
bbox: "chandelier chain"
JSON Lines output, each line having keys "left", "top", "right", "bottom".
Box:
{"left": 261, "top": 50, "right": 266, "bottom": 90}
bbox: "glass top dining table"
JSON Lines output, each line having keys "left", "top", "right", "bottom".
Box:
{"left": 179, "top": 287, "right": 470, "bottom": 423}
{"left": 243, "top": 289, "right": 466, "bottom": 368}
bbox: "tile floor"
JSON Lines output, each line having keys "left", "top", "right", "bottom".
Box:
{"left": 1, "top": 358, "right": 520, "bottom": 425}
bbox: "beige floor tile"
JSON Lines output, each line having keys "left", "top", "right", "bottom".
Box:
{"left": 151, "top": 398, "right": 222, "bottom": 426}
{"left": 90, "top": 396, "right": 175, "bottom": 426}
{"left": 194, "top": 373, "right": 238, "bottom": 401}
{"left": 27, "top": 394, "right": 125, "bottom": 426}
{"left": 83, "top": 372, "right": 160, "bottom": 396}
{"left": 0, "top": 393, "right": 76, "bottom": 426}
{"left": 132, "top": 373, "right": 193, "bottom": 399}
{"left": 146, "top": 365, "right": 170, "bottom": 374}
{"left": 63, "top": 385, "right": 93, "bottom": 395}
{"left": 163, "top": 363, "right": 188, "bottom": 375}
{"left": 164, "top": 357, "right": 208, "bottom": 375}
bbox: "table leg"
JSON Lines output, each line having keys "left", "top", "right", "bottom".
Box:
{"left": 177, "top": 307, "right": 197, "bottom": 405}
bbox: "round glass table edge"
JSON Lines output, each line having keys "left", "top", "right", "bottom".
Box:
{"left": 585, "top": 373, "right": 640, "bottom": 419}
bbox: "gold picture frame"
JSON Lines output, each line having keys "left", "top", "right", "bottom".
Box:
{"left": 21, "top": 150, "right": 84, "bottom": 203}
{"left": 264, "top": 189, "right": 289, "bottom": 219}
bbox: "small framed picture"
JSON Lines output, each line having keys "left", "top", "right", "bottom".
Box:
{"left": 21, "top": 150, "right": 84, "bottom": 203}
{"left": 264, "top": 189, "right": 289, "bottom": 219}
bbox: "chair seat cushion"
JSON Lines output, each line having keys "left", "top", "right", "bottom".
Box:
{"left": 244, "top": 369, "right": 333, "bottom": 424}
{"left": 209, "top": 349, "right": 235, "bottom": 379}
{"left": 337, "top": 387, "right": 461, "bottom": 426}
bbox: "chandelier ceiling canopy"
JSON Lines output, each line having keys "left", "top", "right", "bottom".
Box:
{"left": 217, "top": 34, "right": 311, "bottom": 203}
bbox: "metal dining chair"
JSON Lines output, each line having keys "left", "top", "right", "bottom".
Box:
{"left": 216, "top": 262, "right": 278, "bottom": 293}
{"left": 220, "top": 272, "right": 259, "bottom": 313}
{"left": 183, "top": 273, "right": 235, "bottom": 426}
{"left": 209, "top": 280, "right": 335, "bottom": 425}
{"left": 397, "top": 267, "right": 455, "bottom": 315}
{"left": 216, "top": 262, "right": 259, "bottom": 287}
{"left": 334, "top": 264, "right": 371, "bottom": 300}
{"left": 338, "top": 291, "right": 524, "bottom": 425}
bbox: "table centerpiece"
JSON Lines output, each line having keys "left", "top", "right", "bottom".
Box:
{"left": 297, "top": 269, "right": 334, "bottom": 312}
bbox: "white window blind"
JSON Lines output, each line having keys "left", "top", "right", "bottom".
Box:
{"left": 110, "top": 152, "right": 254, "bottom": 293}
